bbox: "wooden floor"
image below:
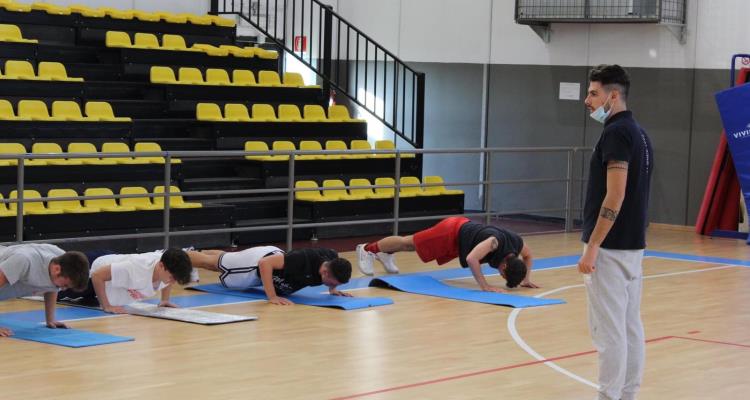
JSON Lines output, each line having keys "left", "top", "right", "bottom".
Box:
{"left": 1, "top": 225, "right": 749, "bottom": 400}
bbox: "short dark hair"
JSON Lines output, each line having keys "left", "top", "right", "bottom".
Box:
{"left": 327, "top": 258, "right": 352, "bottom": 284}
{"left": 160, "top": 248, "right": 192, "bottom": 285}
{"left": 504, "top": 256, "right": 527, "bottom": 288}
{"left": 52, "top": 251, "right": 90, "bottom": 292}
{"left": 589, "top": 64, "right": 630, "bottom": 99}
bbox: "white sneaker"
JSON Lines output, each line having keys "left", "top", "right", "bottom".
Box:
{"left": 356, "top": 244, "right": 375, "bottom": 275}
{"left": 375, "top": 252, "right": 399, "bottom": 274}
{"left": 190, "top": 268, "right": 200, "bottom": 282}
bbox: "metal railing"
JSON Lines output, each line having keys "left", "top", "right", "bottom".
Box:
{"left": 0, "top": 146, "right": 590, "bottom": 250}
{"left": 210, "top": 0, "right": 425, "bottom": 149}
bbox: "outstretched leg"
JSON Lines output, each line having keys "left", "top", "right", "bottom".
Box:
{"left": 356, "top": 235, "right": 414, "bottom": 275}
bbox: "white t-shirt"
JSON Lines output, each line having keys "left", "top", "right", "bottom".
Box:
{"left": 91, "top": 251, "right": 168, "bottom": 306}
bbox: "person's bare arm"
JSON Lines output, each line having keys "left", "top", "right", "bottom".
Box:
{"left": 90, "top": 265, "right": 126, "bottom": 313}
{"left": 519, "top": 245, "right": 539, "bottom": 288}
{"left": 258, "top": 254, "right": 292, "bottom": 305}
{"left": 466, "top": 237, "right": 504, "bottom": 292}
{"left": 187, "top": 250, "right": 220, "bottom": 272}
{"left": 43, "top": 291, "right": 69, "bottom": 329}
{"left": 158, "top": 285, "right": 177, "bottom": 308}
{"left": 578, "top": 160, "right": 628, "bottom": 274}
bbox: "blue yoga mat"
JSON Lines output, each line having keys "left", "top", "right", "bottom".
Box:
{"left": 187, "top": 284, "right": 393, "bottom": 310}
{"left": 0, "top": 317, "right": 133, "bottom": 348}
{"left": 369, "top": 275, "right": 564, "bottom": 308}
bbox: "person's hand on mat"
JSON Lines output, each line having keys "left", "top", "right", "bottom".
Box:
{"left": 329, "top": 289, "right": 352, "bottom": 297}
{"left": 480, "top": 284, "right": 506, "bottom": 293}
{"left": 103, "top": 305, "right": 127, "bottom": 314}
{"left": 46, "top": 321, "right": 69, "bottom": 329}
{"left": 158, "top": 301, "right": 179, "bottom": 308}
{"left": 578, "top": 247, "right": 598, "bottom": 274}
{"left": 269, "top": 296, "right": 294, "bottom": 305}
{"left": 520, "top": 280, "right": 540, "bottom": 289}
{"left": 0, "top": 327, "right": 13, "bottom": 337}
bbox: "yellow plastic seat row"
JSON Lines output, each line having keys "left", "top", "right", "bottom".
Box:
{"left": 0, "top": 60, "right": 83, "bottom": 81}
{"left": 105, "top": 31, "right": 276, "bottom": 59}
{"left": 293, "top": 176, "right": 463, "bottom": 202}
{"left": 150, "top": 67, "right": 314, "bottom": 88}
{"left": 197, "top": 103, "right": 363, "bottom": 123}
{"left": 0, "top": 141, "right": 179, "bottom": 166}
{"left": 0, "top": 23, "right": 38, "bottom": 43}
{"left": 0, "top": 186, "right": 201, "bottom": 216}
{"left": 241, "top": 140, "right": 406, "bottom": 161}
{"left": 0, "top": 100, "right": 130, "bottom": 122}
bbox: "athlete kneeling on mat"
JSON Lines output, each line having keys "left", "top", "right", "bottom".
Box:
{"left": 356, "top": 217, "right": 538, "bottom": 292}
{"left": 188, "top": 246, "right": 352, "bottom": 306}
{"left": 59, "top": 248, "right": 193, "bottom": 314}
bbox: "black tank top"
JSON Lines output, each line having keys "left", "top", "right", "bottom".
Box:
{"left": 271, "top": 248, "right": 337, "bottom": 294}
{"left": 457, "top": 223, "right": 524, "bottom": 269}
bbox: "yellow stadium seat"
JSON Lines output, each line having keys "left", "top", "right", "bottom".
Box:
{"left": 224, "top": 104, "right": 251, "bottom": 122}
{"left": 328, "top": 105, "right": 366, "bottom": 122}
{"left": 85, "top": 101, "right": 131, "bottom": 122}
{"left": 294, "top": 180, "right": 329, "bottom": 202}
{"left": 400, "top": 177, "right": 433, "bottom": 197}
{"left": 205, "top": 68, "right": 231, "bottom": 86}
{"left": 375, "top": 140, "right": 416, "bottom": 158}
{"left": 133, "top": 10, "right": 161, "bottom": 22}
{"left": 134, "top": 142, "right": 181, "bottom": 164}
{"left": 324, "top": 140, "right": 348, "bottom": 160}
{"left": 251, "top": 104, "right": 277, "bottom": 121}
{"left": 159, "top": 12, "right": 188, "bottom": 24}
{"left": 210, "top": 15, "right": 236, "bottom": 27}
{"left": 0, "top": 24, "right": 37, "bottom": 43}
{"left": 133, "top": 32, "right": 160, "bottom": 49}
{"left": 51, "top": 101, "right": 91, "bottom": 121}
{"left": 67, "top": 142, "right": 117, "bottom": 165}
{"left": 303, "top": 105, "right": 327, "bottom": 122}
{"left": 32, "top": 142, "right": 83, "bottom": 166}
{"left": 271, "top": 141, "right": 295, "bottom": 161}
{"left": 120, "top": 187, "right": 162, "bottom": 210}
{"left": 219, "top": 45, "right": 254, "bottom": 58}
{"left": 374, "top": 177, "right": 401, "bottom": 198}
{"left": 178, "top": 67, "right": 205, "bottom": 84}
{"left": 153, "top": 186, "right": 202, "bottom": 208}
{"left": 191, "top": 43, "right": 229, "bottom": 56}
{"left": 150, "top": 66, "right": 177, "bottom": 84}
{"left": 0, "top": 193, "right": 17, "bottom": 217}
{"left": 423, "top": 176, "right": 464, "bottom": 195}
{"left": 38, "top": 62, "right": 83, "bottom": 82}
{"left": 232, "top": 69, "right": 256, "bottom": 86}
{"left": 9, "top": 190, "right": 64, "bottom": 215}
{"left": 350, "top": 178, "right": 390, "bottom": 199}
{"left": 105, "top": 31, "right": 132, "bottom": 48}
{"left": 84, "top": 188, "right": 136, "bottom": 212}
{"left": 99, "top": 8, "right": 134, "bottom": 20}
{"left": 68, "top": 5, "right": 106, "bottom": 18}
{"left": 258, "top": 70, "right": 282, "bottom": 87}
{"left": 48, "top": 189, "right": 100, "bottom": 214}
{"left": 18, "top": 100, "right": 64, "bottom": 121}
{"left": 31, "top": 3, "right": 71, "bottom": 15}
{"left": 2, "top": 2, "right": 32, "bottom": 13}
{"left": 297, "top": 141, "right": 323, "bottom": 160}
{"left": 162, "top": 34, "right": 201, "bottom": 52}
{"left": 349, "top": 140, "right": 374, "bottom": 159}
{"left": 323, "top": 179, "right": 366, "bottom": 201}
{"left": 101, "top": 142, "right": 149, "bottom": 165}
{"left": 0, "top": 143, "right": 29, "bottom": 166}
{"left": 282, "top": 72, "right": 304, "bottom": 87}
{"left": 244, "top": 141, "right": 275, "bottom": 161}
{"left": 196, "top": 103, "right": 223, "bottom": 121}
{"left": 278, "top": 104, "right": 302, "bottom": 122}
{"left": 0, "top": 99, "right": 27, "bottom": 121}
{"left": 3, "top": 60, "right": 37, "bottom": 80}
{"left": 182, "top": 14, "right": 212, "bottom": 26}
{"left": 254, "top": 47, "right": 279, "bottom": 60}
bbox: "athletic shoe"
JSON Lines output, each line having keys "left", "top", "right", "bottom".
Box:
{"left": 190, "top": 268, "right": 200, "bottom": 282}
{"left": 356, "top": 244, "right": 375, "bottom": 275}
{"left": 375, "top": 252, "right": 399, "bottom": 274}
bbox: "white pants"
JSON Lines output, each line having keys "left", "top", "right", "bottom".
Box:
{"left": 584, "top": 246, "right": 645, "bottom": 400}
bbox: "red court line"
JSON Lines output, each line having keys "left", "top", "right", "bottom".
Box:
{"left": 673, "top": 336, "right": 750, "bottom": 349}
{"left": 331, "top": 336, "right": 673, "bottom": 400}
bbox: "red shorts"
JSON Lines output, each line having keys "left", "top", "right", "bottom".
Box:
{"left": 413, "top": 217, "right": 470, "bottom": 265}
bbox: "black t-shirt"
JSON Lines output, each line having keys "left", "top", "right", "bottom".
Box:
{"left": 582, "top": 110, "right": 653, "bottom": 250}
{"left": 457, "top": 222, "right": 524, "bottom": 269}
{"left": 271, "top": 248, "right": 337, "bottom": 295}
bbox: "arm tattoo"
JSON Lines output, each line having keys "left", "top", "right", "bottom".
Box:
{"left": 607, "top": 161, "right": 629, "bottom": 171}
{"left": 600, "top": 207, "right": 619, "bottom": 221}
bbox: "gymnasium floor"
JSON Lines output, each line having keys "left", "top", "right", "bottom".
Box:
{"left": 0, "top": 225, "right": 748, "bottom": 400}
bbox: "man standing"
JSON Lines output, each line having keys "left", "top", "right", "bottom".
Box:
{"left": 579, "top": 64, "right": 653, "bottom": 400}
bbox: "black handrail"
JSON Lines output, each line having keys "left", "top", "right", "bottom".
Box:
{"left": 211, "top": 0, "right": 424, "bottom": 148}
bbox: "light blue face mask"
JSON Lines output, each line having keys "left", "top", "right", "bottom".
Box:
{"left": 590, "top": 96, "right": 613, "bottom": 124}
